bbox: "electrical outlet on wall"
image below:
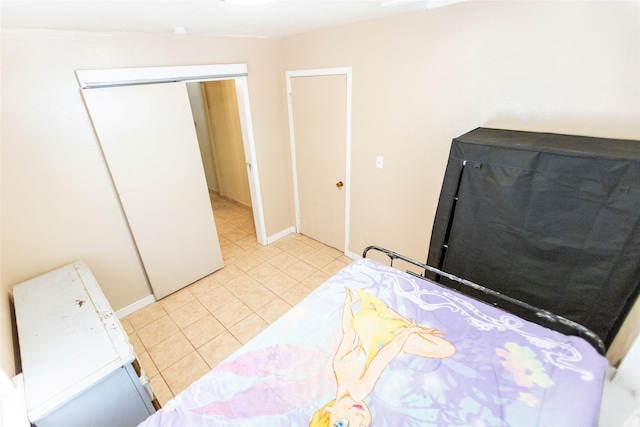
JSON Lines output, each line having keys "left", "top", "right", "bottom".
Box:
{"left": 376, "top": 156, "right": 384, "bottom": 169}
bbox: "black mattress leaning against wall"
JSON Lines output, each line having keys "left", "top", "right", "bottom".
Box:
{"left": 427, "top": 127, "right": 640, "bottom": 349}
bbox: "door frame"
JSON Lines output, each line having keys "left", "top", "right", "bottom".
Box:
{"left": 76, "top": 64, "right": 267, "bottom": 245}
{"left": 285, "top": 67, "right": 353, "bottom": 255}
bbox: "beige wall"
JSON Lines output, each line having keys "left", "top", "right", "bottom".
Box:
{"left": 1, "top": 122, "right": 16, "bottom": 378}
{"left": 608, "top": 297, "right": 640, "bottom": 367}
{"left": 283, "top": 0, "right": 639, "bottom": 261}
{"left": 281, "top": 1, "right": 640, "bottom": 362}
{"left": 0, "top": 29, "right": 292, "bottom": 310}
{"left": 1, "top": 0, "right": 638, "bottom": 373}
{"left": 1, "top": 266, "right": 17, "bottom": 378}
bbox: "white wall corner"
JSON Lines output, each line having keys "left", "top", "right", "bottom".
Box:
{"left": 599, "top": 333, "right": 640, "bottom": 427}
{"left": 0, "top": 373, "right": 30, "bottom": 427}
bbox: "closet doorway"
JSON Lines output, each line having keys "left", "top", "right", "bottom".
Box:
{"left": 188, "top": 81, "right": 252, "bottom": 207}
{"left": 83, "top": 82, "right": 222, "bottom": 299}
{"left": 78, "top": 64, "right": 266, "bottom": 299}
{"left": 187, "top": 80, "right": 257, "bottom": 259}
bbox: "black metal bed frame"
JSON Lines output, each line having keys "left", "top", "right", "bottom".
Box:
{"left": 362, "top": 245, "right": 606, "bottom": 355}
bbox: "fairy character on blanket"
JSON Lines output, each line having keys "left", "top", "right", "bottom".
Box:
{"left": 175, "top": 287, "right": 455, "bottom": 425}
{"left": 309, "top": 288, "right": 456, "bottom": 427}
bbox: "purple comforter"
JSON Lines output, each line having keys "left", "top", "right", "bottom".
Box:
{"left": 141, "top": 258, "right": 607, "bottom": 426}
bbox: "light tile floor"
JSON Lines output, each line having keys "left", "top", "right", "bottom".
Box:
{"left": 121, "top": 194, "right": 352, "bottom": 406}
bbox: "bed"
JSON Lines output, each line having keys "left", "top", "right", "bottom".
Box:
{"left": 140, "top": 247, "right": 607, "bottom": 427}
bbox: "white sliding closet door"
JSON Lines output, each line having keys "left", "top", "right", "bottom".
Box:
{"left": 83, "top": 82, "right": 223, "bottom": 299}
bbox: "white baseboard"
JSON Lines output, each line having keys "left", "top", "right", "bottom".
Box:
{"left": 115, "top": 226, "right": 292, "bottom": 318}
{"left": 266, "top": 226, "right": 296, "bottom": 244}
{"left": 115, "top": 294, "right": 156, "bottom": 319}
{"left": 345, "top": 249, "right": 361, "bottom": 260}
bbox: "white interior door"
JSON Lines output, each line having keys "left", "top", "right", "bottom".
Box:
{"left": 82, "top": 82, "right": 223, "bottom": 299}
{"left": 290, "top": 73, "right": 348, "bottom": 251}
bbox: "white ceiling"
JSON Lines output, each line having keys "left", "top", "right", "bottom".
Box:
{"left": 0, "top": 0, "right": 467, "bottom": 38}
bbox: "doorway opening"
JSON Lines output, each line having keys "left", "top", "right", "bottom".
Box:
{"left": 77, "top": 64, "right": 267, "bottom": 249}
{"left": 186, "top": 80, "right": 260, "bottom": 259}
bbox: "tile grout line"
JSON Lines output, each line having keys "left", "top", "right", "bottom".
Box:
{"left": 123, "top": 193, "right": 350, "bottom": 405}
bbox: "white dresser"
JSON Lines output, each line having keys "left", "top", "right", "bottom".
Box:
{"left": 13, "top": 261, "right": 158, "bottom": 427}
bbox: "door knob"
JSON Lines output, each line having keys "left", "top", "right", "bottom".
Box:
{"left": 336, "top": 181, "right": 344, "bottom": 188}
